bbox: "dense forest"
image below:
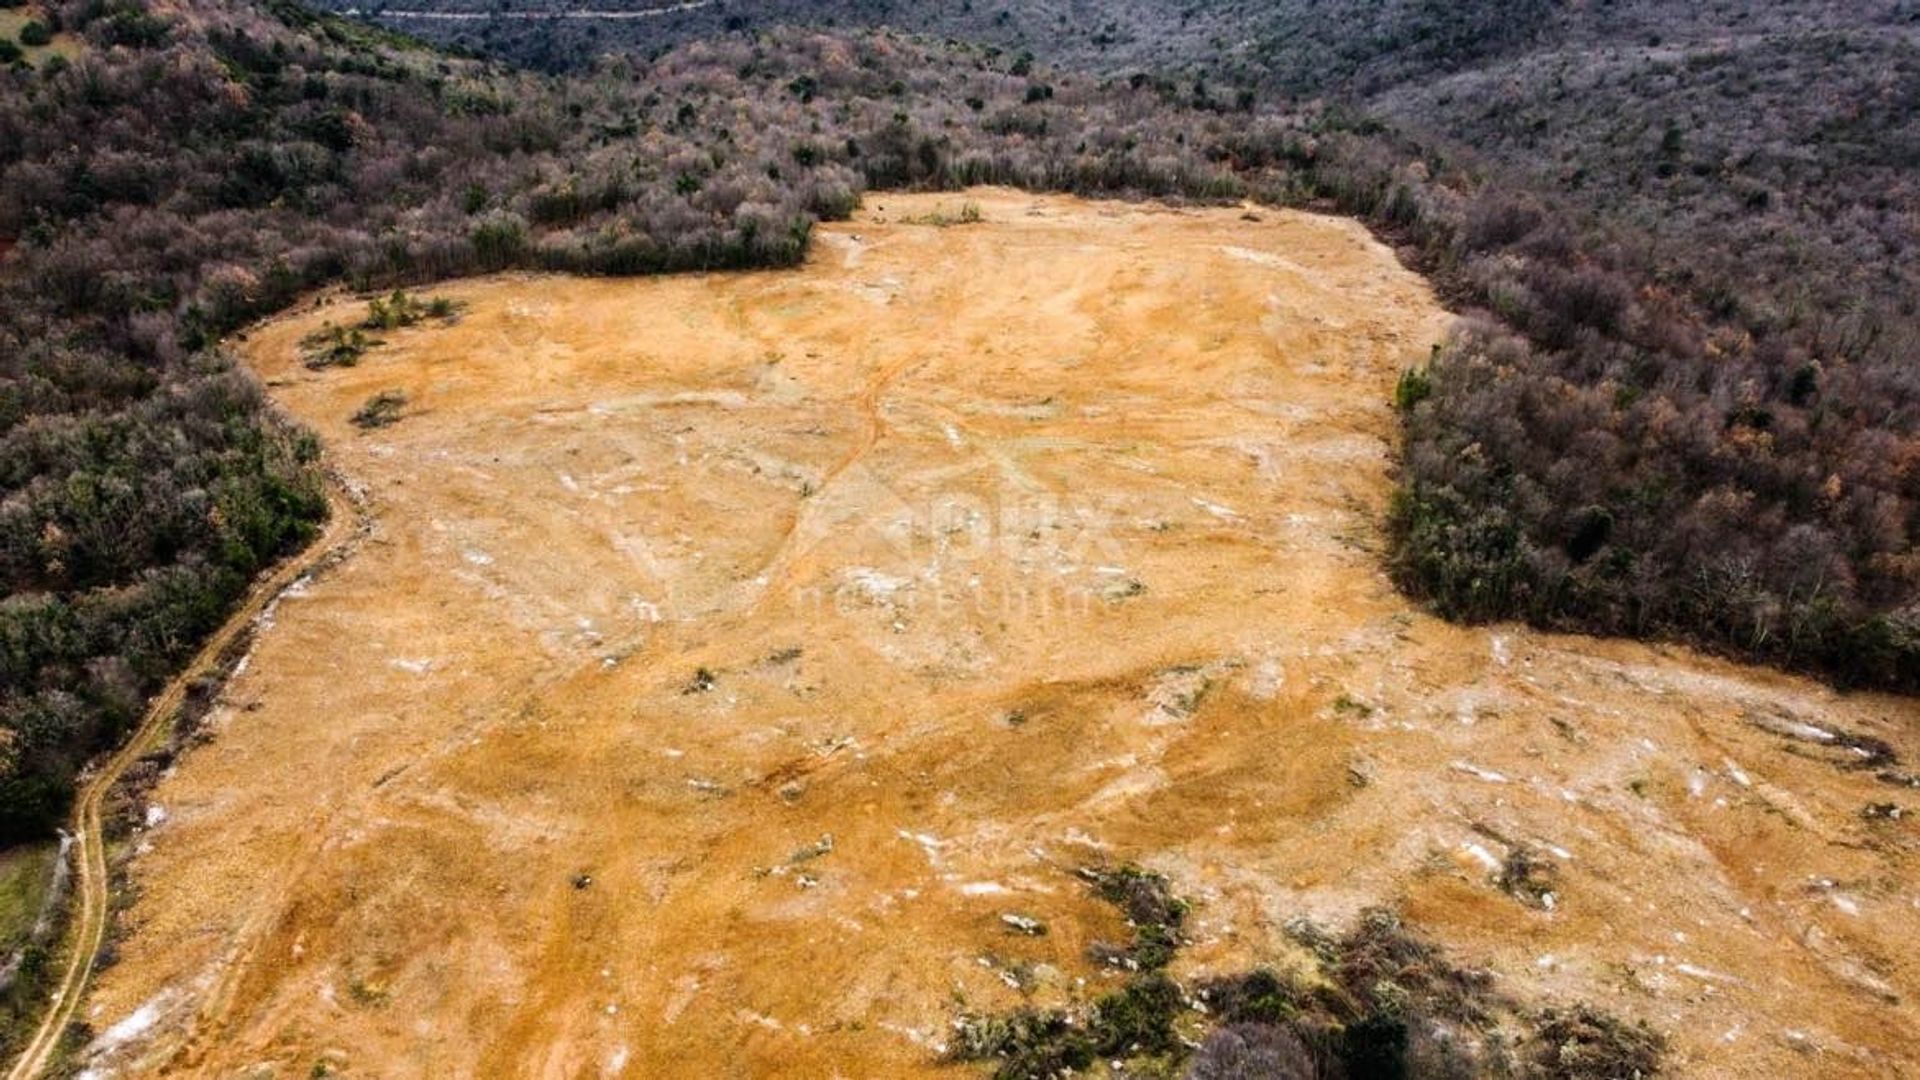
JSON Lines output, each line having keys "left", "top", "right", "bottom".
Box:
{"left": 1, "top": 0, "right": 1916, "bottom": 844}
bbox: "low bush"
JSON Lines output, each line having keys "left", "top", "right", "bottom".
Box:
{"left": 349, "top": 390, "right": 406, "bottom": 429}
{"left": 952, "top": 874, "right": 1666, "bottom": 1080}
{"left": 362, "top": 290, "right": 462, "bottom": 331}
{"left": 300, "top": 324, "right": 379, "bottom": 370}
{"left": 1186, "top": 1023, "right": 1316, "bottom": 1080}
{"left": 1528, "top": 1005, "right": 1666, "bottom": 1080}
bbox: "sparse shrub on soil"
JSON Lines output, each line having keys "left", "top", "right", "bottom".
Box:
{"left": 1194, "top": 967, "right": 1296, "bottom": 1027}
{"left": 951, "top": 865, "right": 1191, "bottom": 1077}
{"left": 1325, "top": 908, "right": 1502, "bottom": 1029}
{"left": 949, "top": 1007, "right": 1095, "bottom": 1080}
{"left": 345, "top": 974, "right": 390, "bottom": 1006}
{"left": 350, "top": 391, "right": 407, "bottom": 429}
{"left": 910, "top": 201, "right": 984, "bottom": 227}
{"left": 1081, "top": 863, "right": 1188, "bottom": 971}
{"left": 362, "top": 290, "right": 464, "bottom": 331}
{"left": 1089, "top": 971, "right": 1184, "bottom": 1057}
{"left": 301, "top": 324, "right": 380, "bottom": 369}
{"left": 1526, "top": 1006, "right": 1665, "bottom": 1080}
{"left": 1497, "top": 846, "right": 1560, "bottom": 910}
{"left": 1331, "top": 693, "right": 1374, "bottom": 719}
{"left": 951, "top": 973, "right": 1189, "bottom": 1079}
{"left": 953, "top": 878, "right": 1664, "bottom": 1080}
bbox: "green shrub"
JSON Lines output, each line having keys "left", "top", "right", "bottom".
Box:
{"left": 1392, "top": 366, "right": 1431, "bottom": 412}
{"left": 1187, "top": 1023, "right": 1316, "bottom": 1080}
{"left": 1528, "top": 1006, "right": 1666, "bottom": 1079}
{"left": 1196, "top": 968, "right": 1295, "bottom": 1026}
{"left": 18, "top": 20, "right": 51, "bottom": 46}
{"left": 949, "top": 1008, "right": 1094, "bottom": 1080}
{"left": 952, "top": 879, "right": 1666, "bottom": 1080}
{"left": 300, "top": 323, "right": 379, "bottom": 369}
{"left": 361, "top": 289, "right": 462, "bottom": 331}
{"left": 350, "top": 390, "right": 407, "bottom": 429}
{"left": 1090, "top": 971, "right": 1183, "bottom": 1056}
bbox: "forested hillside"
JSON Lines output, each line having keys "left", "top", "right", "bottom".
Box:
{"left": 1375, "top": 9, "right": 1920, "bottom": 685}
{"left": 2, "top": 0, "right": 1915, "bottom": 849}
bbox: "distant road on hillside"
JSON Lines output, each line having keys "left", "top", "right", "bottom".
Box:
{"left": 342, "top": 1, "right": 709, "bottom": 18}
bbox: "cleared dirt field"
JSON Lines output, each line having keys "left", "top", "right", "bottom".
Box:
{"left": 79, "top": 190, "right": 1920, "bottom": 1077}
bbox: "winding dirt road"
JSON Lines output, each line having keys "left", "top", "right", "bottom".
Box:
{"left": 4, "top": 479, "right": 364, "bottom": 1080}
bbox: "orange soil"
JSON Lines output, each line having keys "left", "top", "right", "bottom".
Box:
{"left": 79, "top": 190, "right": 1920, "bottom": 1078}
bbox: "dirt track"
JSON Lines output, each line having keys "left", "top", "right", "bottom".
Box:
{"left": 74, "top": 190, "right": 1920, "bottom": 1078}
{"left": 5, "top": 481, "right": 361, "bottom": 1080}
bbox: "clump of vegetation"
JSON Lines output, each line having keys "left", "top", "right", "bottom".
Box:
{"left": 789, "top": 833, "right": 834, "bottom": 864}
{"left": 1088, "top": 970, "right": 1184, "bottom": 1057}
{"left": 949, "top": 1007, "right": 1095, "bottom": 1079}
{"left": 1331, "top": 693, "right": 1374, "bottom": 720}
{"left": 951, "top": 865, "right": 1192, "bottom": 1078}
{"left": 1082, "top": 863, "right": 1188, "bottom": 971}
{"left": 1194, "top": 967, "right": 1295, "bottom": 1027}
{"left": 1186, "top": 1022, "right": 1317, "bottom": 1079}
{"left": 1526, "top": 1005, "right": 1666, "bottom": 1080}
{"left": 1391, "top": 365, "right": 1431, "bottom": 413}
{"left": 362, "top": 289, "right": 463, "bottom": 331}
{"left": 909, "top": 200, "right": 983, "bottom": 227}
{"left": 301, "top": 323, "right": 381, "bottom": 369}
{"left": 1496, "top": 845, "right": 1560, "bottom": 910}
{"left": 349, "top": 390, "right": 407, "bottom": 429}
{"left": 952, "top": 871, "right": 1665, "bottom": 1080}
{"left": 345, "top": 974, "right": 390, "bottom": 1007}
{"left": 949, "top": 968, "right": 1188, "bottom": 1077}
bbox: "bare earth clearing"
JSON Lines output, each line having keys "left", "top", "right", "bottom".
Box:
{"left": 77, "top": 191, "right": 1919, "bottom": 1078}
